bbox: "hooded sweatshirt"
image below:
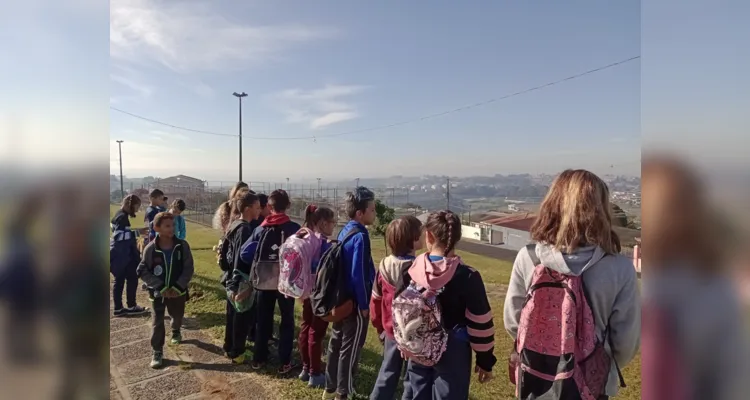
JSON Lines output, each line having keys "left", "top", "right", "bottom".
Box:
{"left": 370, "top": 255, "right": 415, "bottom": 338}
{"left": 238, "top": 213, "right": 301, "bottom": 272}
{"left": 402, "top": 253, "right": 498, "bottom": 372}
{"left": 503, "top": 243, "right": 641, "bottom": 397}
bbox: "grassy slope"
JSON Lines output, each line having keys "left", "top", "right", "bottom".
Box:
{"left": 112, "top": 205, "right": 640, "bottom": 399}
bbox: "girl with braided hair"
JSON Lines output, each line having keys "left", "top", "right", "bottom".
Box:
{"left": 212, "top": 181, "right": 250, "bottom": 233}
{"left": 401, "top": 210, "right": 496, "bottom": 399}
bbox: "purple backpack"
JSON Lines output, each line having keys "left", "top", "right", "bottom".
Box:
{"left": 511, "top": 244, "right": 625, "bottom": 399}
{"left": 392, "top": 281, "right": 448, "bottom": 366}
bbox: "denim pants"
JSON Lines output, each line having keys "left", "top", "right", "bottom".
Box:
{"left": 254, "top": 290, "right": 295, "bottom": 365}
{"left": 406, "top": 329, "right": 472, "bottom": 400}
{"left": 370, "top": 336, "right": 412, "bottom": 400}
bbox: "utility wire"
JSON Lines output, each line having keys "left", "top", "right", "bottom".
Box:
{"left": 110, "top": 56, "right": 640, "bottom": 141}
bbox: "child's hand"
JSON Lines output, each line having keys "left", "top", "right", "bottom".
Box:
{"left": 378, "top": 331, "right": 385, "bottom": 345}
{"left": 360, "top": 309, "right": 369, "bottom": 319}
{"left": 475, "top": 366, "right": 493, "bottom": 383}
{"left": 234, "top": 289, "right": 250, "bottom": 302}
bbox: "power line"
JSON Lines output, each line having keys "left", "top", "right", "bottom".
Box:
{"left": 110, "top": 56, "right": 639, "bottom": 141}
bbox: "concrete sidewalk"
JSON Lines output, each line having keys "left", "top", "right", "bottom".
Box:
{"left": 110, "top": 284, "right": 275, "bottom": 400}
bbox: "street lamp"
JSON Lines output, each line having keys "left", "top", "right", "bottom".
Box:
{"left": 317, "top": 178, "right": 321, "bottom": 199}
{"left": 286, "top": 177, "right": 290, "bottom": 191}
{"left": 355, "top": 177, "right": 360, "bottom": 188}
{"left": 233, "top": 91, "right": 248, "bottom": 181}
{"left": 116, "top": 140, "right": 125, "bottom": 199}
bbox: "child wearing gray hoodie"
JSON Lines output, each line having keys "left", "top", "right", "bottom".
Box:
{"left": 503, "top": 169, "right": 641, "bottom": 399}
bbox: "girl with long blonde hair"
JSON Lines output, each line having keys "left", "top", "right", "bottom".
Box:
{"left": 503, "top": 169, "right": 640, "bottom": 399}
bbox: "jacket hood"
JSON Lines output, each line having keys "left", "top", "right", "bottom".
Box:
{"left": 260, "top": 213, "right": 290, "bottom": 227}
{"left": 408, "top": 253, "right": 462, "bottom": 291}
{"left": 535, "top": 242, "right": 606, "bottom": 276}
{"left": 379, "top": 255, "right": 414, "bottom": 287}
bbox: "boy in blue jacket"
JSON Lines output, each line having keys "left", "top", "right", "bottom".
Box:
{"left": 239, "top": 190, "right": 301, "bottom": 373}
{"left": 323, "top": 187, "right": 377, "bottom": 400}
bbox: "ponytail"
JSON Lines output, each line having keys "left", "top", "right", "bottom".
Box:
{"left": 304, "top": 204, "right": 319, "bottom": 229}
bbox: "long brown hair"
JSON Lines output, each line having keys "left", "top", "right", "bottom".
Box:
{"left": 213, "top": 182, "right": 251, "bottom": 232}
{"left": 530, "top": 169, "right": 620, "bottom": 254}
{"left": 641, "top": 155, "right": 722, "bottom": 272}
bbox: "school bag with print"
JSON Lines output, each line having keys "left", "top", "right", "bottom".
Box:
{"left": 391, "top": 281, "right": 448, "bottom": 366}
{"left": 251, "top": 226, "right": 286, "bottom": 291}
{"left": 278, "top": 228, "right": 324, "bottom": 299}
{"left": 310, "top": 228, "right": 360, "bottom": 322}
{"left": 511, "top": 244, "right": 625, "bottom": 400}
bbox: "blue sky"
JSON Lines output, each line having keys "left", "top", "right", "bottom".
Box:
{"left": 106, "top": 0, "right": 642, "bottom": 181}
{"left": 4, "top": 1, "right": 746, "bottom": 183}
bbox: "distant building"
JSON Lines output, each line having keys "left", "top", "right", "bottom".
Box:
{"left": 150, "top": 175, "right": 205, "bottom": 201}
{"left": 480, "top": 213, "right": 641, "bottom": 252}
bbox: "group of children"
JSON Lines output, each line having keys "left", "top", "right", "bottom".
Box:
{"left": 213, "top": 183, "right": 497, "bottom": 400}
{"left": 110, "top": 189, "right": 192, "bottom": 368}
{"left": 111, "top": 169, "right": 641, "bottom": 400}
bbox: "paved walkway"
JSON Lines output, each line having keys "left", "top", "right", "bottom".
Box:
{"left": 110, "top": 285, "right": 275, "bottom": 400}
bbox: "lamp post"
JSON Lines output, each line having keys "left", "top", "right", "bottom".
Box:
{"left": 116, "top": 140, "right": 125, "bottom": 200}
{"left": 232, "top": 92, "right": 248, "bottom": 181}
{"left": 286, "top": 177, "right": 290, "bottom": 191}
{"left": 317, "top": 178, "right": 321, "bottom": 199}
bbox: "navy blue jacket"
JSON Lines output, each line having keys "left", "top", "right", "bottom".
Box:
{"left": 110, "top": 209, "right": 141, "bottom": 278}
{"left": 338, "top": 221, "right": 375, "bottom": 310}
{"left": 237, "top": 217, "right": 300, "bottom": 292}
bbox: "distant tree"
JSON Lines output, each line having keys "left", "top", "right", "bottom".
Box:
{"left": 611, "top": 203, "right": 629, "bottom": 228}
{"left": 110, "top": 189, "right": 125, "bottom": 202}
{"left": 403, "top": 202, "right": 422, "bottom": 210}
{"left": 372, "top": 199, "right": 395, "bottom": 236}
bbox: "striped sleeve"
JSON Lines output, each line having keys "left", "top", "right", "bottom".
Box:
{"left": 464, "top": 269, "right": 498, "bottom": 372}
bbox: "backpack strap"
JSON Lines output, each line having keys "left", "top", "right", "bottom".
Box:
{"left": 340, "top": 227, "right": 361, "bottom": 244}
{"left": 579, "top": 272, "right": 627, "bottom": 388}
{"left": 525, "top": 243, "right": 542, "bottom": 266}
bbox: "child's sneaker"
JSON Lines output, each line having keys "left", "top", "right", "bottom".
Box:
{"left": 170, "top": 331, "right": 182, "bottom": 345}
{"left": 113, "top": 308, "right": 126, "bottom": 317}
{"left": 298, "top": 368, "right": 310, "bottom": 382}
{"left": 125, "top": 305, "right": 149, "bottom": 315}
{"left": 251, "top": 360, "right": 265, "bottom": 370}
{"left": 308, "top": 373, "right": 325, "bottom": 389}
{"left": 277, "top": 363, "right": 293, "bottom": 375}
{"left": 321, "top": 391, "right": 337, "bottom": 400}
{"left": 150, "top": 351, "right": 164, "bottom": 369}
{"left": 231, "top": 350, "right": 252, "bottom": 365}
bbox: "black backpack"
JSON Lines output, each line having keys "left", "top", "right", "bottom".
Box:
{"left": 251, "top": 226, "right": 286, "bottom": 291}
{"left": 218, "top": 220, "right": 244, "bottom": 284}
{"left": 311, "top": 228, "right": 361, "bottom": 321}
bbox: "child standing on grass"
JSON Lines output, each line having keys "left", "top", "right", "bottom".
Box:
{"left": 222, "top": 191, "right": 262, "bottom": 363}
{"left": 297, "top": 204, "right": 336, "bottom": 388}
{"left": 110, "top": 194, "right": 149, "bottom": 316}
{"left": 137, "top": 212, "right": 195, "bottom": 369}
{"left": 324, "top": 187, "right": 377, "bottom": 400}
{"left": 144, "top": 189, "right": 166, "bottom": 247}
{"left": 170, "top": 199, "right": 187, "bottom": 240}
{"left": 401, "top": 211, "right": 496, "bottom": 400}
{"left": 369, "top": 216, "right": 423, "bottom": 400}
{"left": 239, "top": 190, "right": 301, "bottom": 373}
{"left": 245, "top": 192, "right": 268, "bottom": 345}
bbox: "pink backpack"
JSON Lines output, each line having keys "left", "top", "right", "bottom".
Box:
{"left": 278, "top": 228, "right": 324, "bottom": 299}
{"left": 511, "top": 244, "right": 625, "bottom": 399}
{"left": 392, "top": 281, "right": 448, "bottom": 366}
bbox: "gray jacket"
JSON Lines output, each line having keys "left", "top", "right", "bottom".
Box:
{"left": 503, "top": 243, "right": 641, "bottom": 396}
{"left": 137, "top": 238, "right": 194, "bottom": 296}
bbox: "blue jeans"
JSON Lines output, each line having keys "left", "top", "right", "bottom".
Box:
{"left": 406, "top": 328, "right": 472, "bottom": 400}
{"left": 370, "top": 336, "right": 412, "bottom": 400}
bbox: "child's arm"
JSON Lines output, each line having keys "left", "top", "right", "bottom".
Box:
{"left": 465, "top": 269, "right": 498, "bottom": 372}
{"left": 369, "top": 270, "right": 384, "bottom": 333}
{"left": 177, "top": 216, "right": 187, "bottom": 240}
{"left": 349, "top": 234, "right": 370, "bottom": 311}
{"left": 136, "top": 245, "right": 165, "bottom": 293}
{"left": 173, "top": 242, "right": 194, "bottom": 296}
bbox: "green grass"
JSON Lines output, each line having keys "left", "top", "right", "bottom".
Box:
{"left": 112, "top": 205, "right": 641, "bottom": 399}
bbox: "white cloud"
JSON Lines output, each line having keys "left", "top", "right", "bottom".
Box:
{"left": 110, "top": 0, "right": 337, "bottom": 73}
{"left": 274, "top": 84, "right": 368, "bottom": 130}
